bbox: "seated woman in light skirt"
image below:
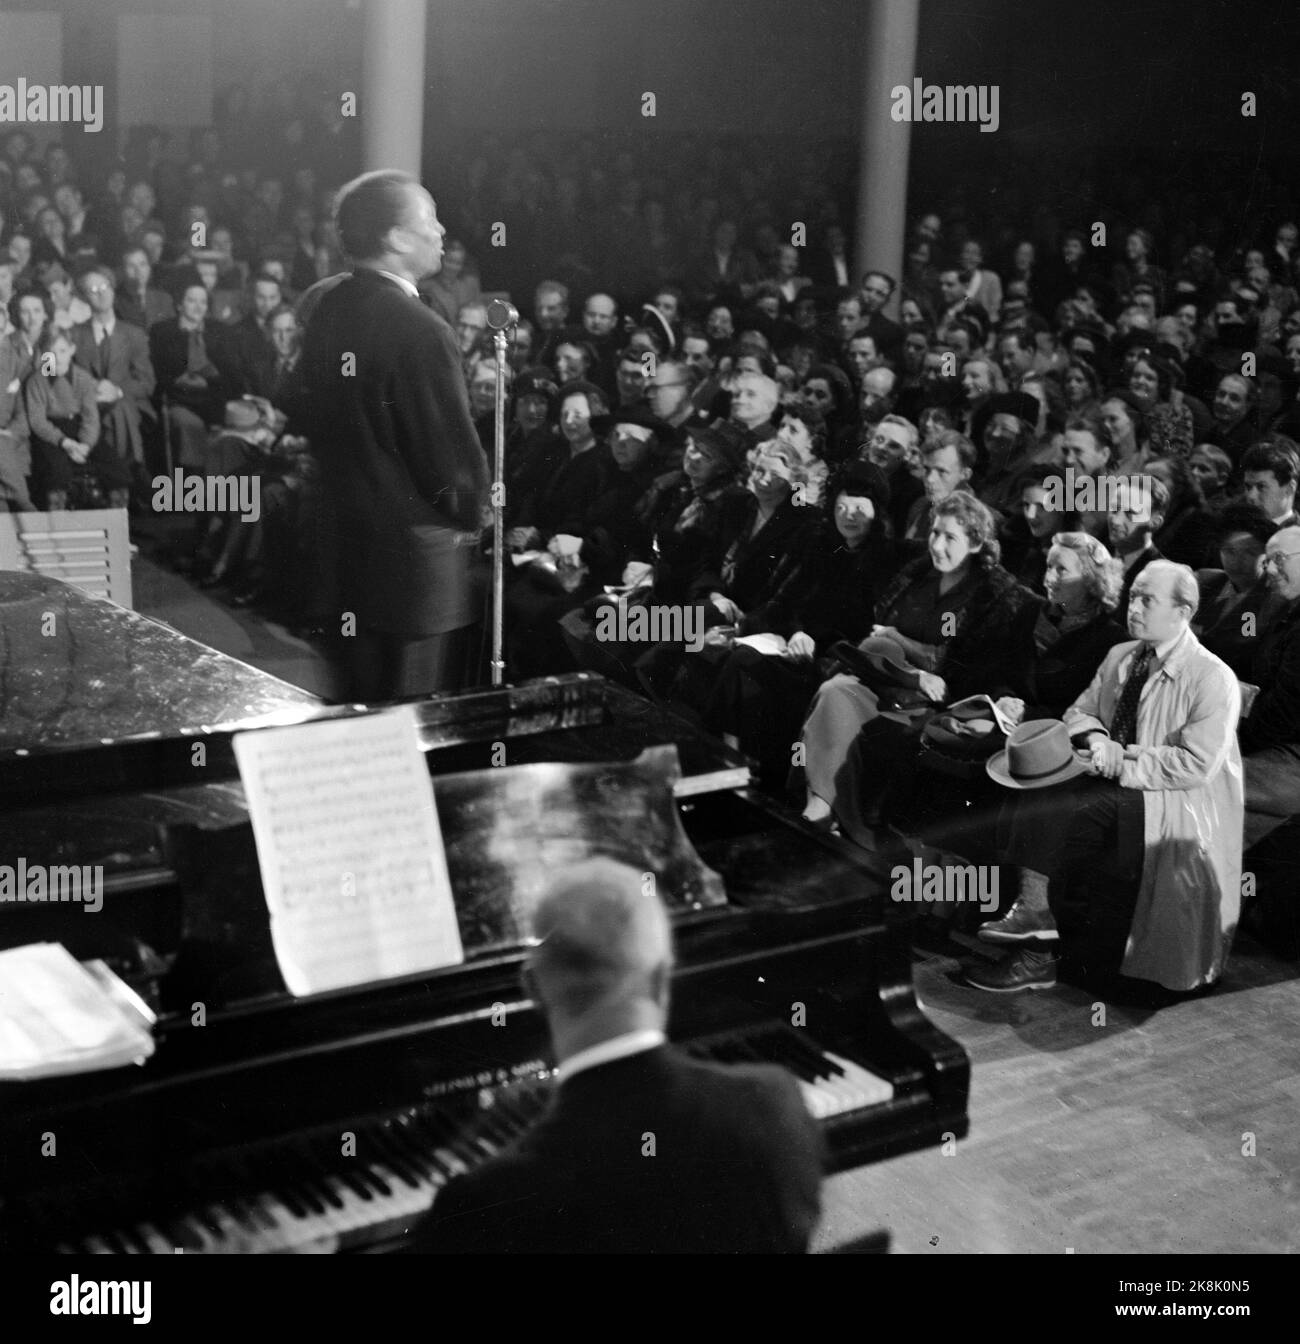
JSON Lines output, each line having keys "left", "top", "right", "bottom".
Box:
{"left": 798, "top": 492, "right": 1039, "bottom": 839}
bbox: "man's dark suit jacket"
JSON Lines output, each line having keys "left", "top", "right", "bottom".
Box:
{"left": 148, "top": 317, "right": 240, "bottom": 421}
{"left": 1238, "top": 596, "right": 1300, "bottom": 753}
{"left": 1117, "top": 544, "right": 1163, "bottom": 615}
{"left": 71, "top": 319, "right": 156, "bottom": 463}
{"left": 115, "top": 287, "right": 175, "bottom": 332}
{"left": 864, "top": 310, "right": 905, "bottom": 363}
{"left": 409, "top": 1046, "right": 823, "bottom": 1254}
{"left": 301, "top": 268, "right": 490, "bottom": 636}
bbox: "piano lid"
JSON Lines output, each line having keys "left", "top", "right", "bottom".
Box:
{"left": 0, "top": 572, "right": 322, "bottom": 753}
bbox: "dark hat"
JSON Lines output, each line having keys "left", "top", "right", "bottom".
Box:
{"left": 1146, "top": 351, "right": 1185, "bottom": 390}
{"left": 986, "top": 718, "right": 1091, "bottom": 790}
{"left": 829, "top": 634, "right": 920, "bottom": 691}
{"left": 591, "top": 402, "right": 674, "bottom": 440}
{"left": 638, "top": 303, "right": 677, "bottom": 354}
{"left": 919, "top": 699, "right": 1009, "bottom": 778}
{"left": 685, "top": 418, "right": 749, "bottom": 473}
{"left": 515, "top": 366, "right": 561, "bottom": 408}
{"left": 830, "top": 459, "right": 891, "bottom": 512}
{"left": 1115, "top": 328, "right": 1157, "bottom": 357}
{"left": 972, "top": 390, "right": 1039, "bottom": 447}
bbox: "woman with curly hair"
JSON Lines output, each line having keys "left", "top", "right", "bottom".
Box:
{"left": 1060, "top": 357, "right": 1102, "bottom": 418}
{"left": 797, "top": 491, "right": 1040, "bottom": 840}
{"left": 1127, "top": 352, "right": 1194, "bottom": 463}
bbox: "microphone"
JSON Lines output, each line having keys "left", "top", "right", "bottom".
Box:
{"left": 485, "top": 298, "right": 519, "bottom": 331}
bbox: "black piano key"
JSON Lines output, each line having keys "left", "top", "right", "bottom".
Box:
{"left": 783, "top": 1030, "right": 847, "bottom": 1079}
{"left": 298, "top": 1131, "right": 375, "bottom": 1201}
{"left": 274, "top": 1152, "right": 328, "bottom": 1216}
{"left": 218, "top": 1191, "right": 262, "bottom": 1234}
{"left": 368, "top": 1129, "right": 428, "bottom": 1190}
{"left": 757, "top": 1032, "right": 821, "bottom": 1082}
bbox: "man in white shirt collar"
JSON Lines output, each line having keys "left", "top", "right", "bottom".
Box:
{"left": 79, "top": 266, "right": 123, "bottom": 406}
{"left": 975, "top": 559, "right": 1243, "bottom": 996}
{"left": 1241, "top": 438, "right": 1299, "bottom": 529}
{"left": 409, "top": 857, "right": 824, "bottom": 1253}
{"left": 532, "top": 858, "right": 671, "bottom": 1083}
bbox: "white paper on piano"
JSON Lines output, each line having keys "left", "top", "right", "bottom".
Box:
{"left": 233, "top": 706, "right": 464, "bottom": 996}
{"left": 0, "top": 943, "right": 155, "bottom": 1080}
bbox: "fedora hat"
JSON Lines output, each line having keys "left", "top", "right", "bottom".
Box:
{"left": 222, "top": 398, "right": 262, "bottom": 431}
{"left": 828, "top": 634, "right": 920, "bottom": 691}
{"left": 986, "top": 718, "right": 1090, "bottom": 790}
{"left": 590, "top": 403, "right": 673, "bottom": 441}
{"left": 686, "top": 418, "right": 749, "bottom": 473}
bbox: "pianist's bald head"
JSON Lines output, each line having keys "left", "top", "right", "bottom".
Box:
{"left": 526, "top": 858, "right": 674, "bottom": 1034}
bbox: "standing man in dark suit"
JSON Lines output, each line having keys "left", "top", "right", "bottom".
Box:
{"left": 410, "top": 857, "right": 824, "bottom": 1253}
{"left": 301, "top": 170, "right": 490, "bottom": 701}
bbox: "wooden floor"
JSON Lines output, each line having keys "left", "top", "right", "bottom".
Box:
{"left": 814, "top": 927, "right": 1300, "bottom": 1254}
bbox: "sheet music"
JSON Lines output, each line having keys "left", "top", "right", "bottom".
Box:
{"left": 233, "top": 706, "right": 463, "bottom": 996}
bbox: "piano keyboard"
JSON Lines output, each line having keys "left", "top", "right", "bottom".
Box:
{"left": 46, "top": 1028, "right": 894, "bottom": 1254}
{"left": 687, "top": 1026, "right": 896, "bottom": 1120}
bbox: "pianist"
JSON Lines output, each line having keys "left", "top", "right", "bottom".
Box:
{"left": 408, "top": 857, "right": 824, "bottom": 1253}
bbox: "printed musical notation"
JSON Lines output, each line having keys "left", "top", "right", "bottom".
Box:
{"left": 233, "top": 707, "right": 463, "bottom": 995}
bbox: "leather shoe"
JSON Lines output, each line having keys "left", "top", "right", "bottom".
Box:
{"left": 978, "top": 898, "right": 1058, "bottom": 943}
{"left": 965, "top": 948, "right": 1058, "bottom": 993}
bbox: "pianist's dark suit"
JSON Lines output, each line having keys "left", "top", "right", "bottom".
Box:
{"left": 410, "top": 1045, "right": 823, "bottom": 1253}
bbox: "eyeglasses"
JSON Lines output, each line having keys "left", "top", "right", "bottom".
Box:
{"left": 82, "top": 283, "right": 111, "bottom": 296}
{"left": 1263, "top": 550, "right": 1300, "bottom": 568}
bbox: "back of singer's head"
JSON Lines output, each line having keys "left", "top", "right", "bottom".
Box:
{"left": 526, "top": 858, "right": 673, "bottom": 1036}
{"left": 334, "top": 169, "right": 420, "bottom": 262}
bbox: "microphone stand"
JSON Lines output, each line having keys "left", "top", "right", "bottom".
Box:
{"left": 486, "top": 299, "right": 519, "bottom": 686}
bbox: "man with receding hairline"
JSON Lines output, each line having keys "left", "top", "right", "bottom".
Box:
{"left": 972, "top": 560, "right": 1242, "bottom": 996}
{"left": 410, "top": 858, "right": 823, "bottom": 1253}
{"left": 301, "top": 169, "right": 490, "bottom": 700}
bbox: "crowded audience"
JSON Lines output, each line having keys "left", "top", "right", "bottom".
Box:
{"left": 2, "top": 92, "right": 1299, "bottom": 985}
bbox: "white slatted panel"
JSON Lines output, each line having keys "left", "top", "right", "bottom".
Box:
{"left": 0, "top": 509, "right": 133, "bottom": 609}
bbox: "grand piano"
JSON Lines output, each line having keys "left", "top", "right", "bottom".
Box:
{"left": 0, "top": 574, "right": 968, "bottom": 1253}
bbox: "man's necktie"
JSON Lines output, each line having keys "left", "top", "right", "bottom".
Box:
{"left": 1109, "top": 644, "right": 1153, "bottom": 747}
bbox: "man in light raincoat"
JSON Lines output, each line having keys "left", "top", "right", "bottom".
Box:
{"left": 1055, "top": 559, "right": 1243, "bottom": 991}
{"left": 970, "top": 558, "right": 1243, "bottom": 995}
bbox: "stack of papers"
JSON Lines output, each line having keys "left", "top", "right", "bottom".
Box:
{"left": 0, "top": 943, "right": 156, "bottom": 1081}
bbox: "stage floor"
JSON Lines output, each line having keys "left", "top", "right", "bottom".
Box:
{"left": 815, "top": 929, "right": 1300, "bottom": 1254}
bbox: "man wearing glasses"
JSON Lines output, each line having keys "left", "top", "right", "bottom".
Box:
{"left": 72, "top": 265, "right": 156, "bottom": 494}
{"left": 1240, "top": 525, "right": 1300, "bottom": 847}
